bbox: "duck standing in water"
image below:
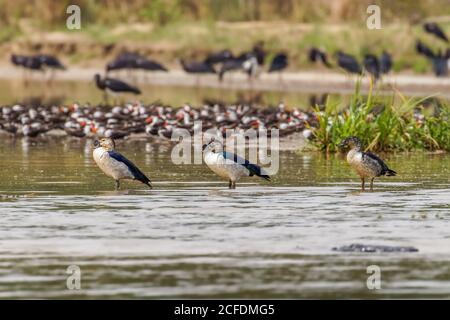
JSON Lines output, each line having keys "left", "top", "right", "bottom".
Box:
{"left": 202, "top": 139, "right": 270, "bottom": 189}
{"left": 93, "top": 137, "right": 152, "bottom": 190}
{"left": 338, "top": 136, "right": 396, "bottom": 191}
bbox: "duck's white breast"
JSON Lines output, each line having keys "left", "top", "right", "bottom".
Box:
{"left": 204, "top": 152, "right": 249, "bottom": 181}
{"left": 93, "top": 148, "right": 134, "bottom": 180}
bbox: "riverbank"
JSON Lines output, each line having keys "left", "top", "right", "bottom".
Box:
{"left": 1, "top": 66, "right": 450, "bottom": 98}
{"left": 2, "top": 19, "right": 450, "bottom": 76}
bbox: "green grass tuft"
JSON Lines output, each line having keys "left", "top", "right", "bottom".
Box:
{"left": 311, "top": 81, "right": 450, "bottom": 153}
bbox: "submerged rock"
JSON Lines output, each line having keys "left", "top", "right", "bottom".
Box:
{"left": 332, "top": 243, "right": 419, "bottom": 253}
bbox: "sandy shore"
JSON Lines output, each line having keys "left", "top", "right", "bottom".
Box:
{"left": 1, "top": 65, "right": 450, "bottom": 98}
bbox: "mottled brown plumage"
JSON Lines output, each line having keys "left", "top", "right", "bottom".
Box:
{"left": 339, "top": 136, "right": 396, "bottom": 191}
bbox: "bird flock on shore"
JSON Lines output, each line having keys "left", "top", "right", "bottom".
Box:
{"left": 4, "top": 21, "right": 447, "bottom": 190}
{"left": 0, "top": 102, "right": 316, "bottom": 139}
{"left": 9, "top": 22, "right": 450, "bottom": 99}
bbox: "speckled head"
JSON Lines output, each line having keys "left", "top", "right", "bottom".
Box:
{"left": 338, "top": 136, "right": 362, "bottom": 150}
{"left": 94, "top": 137, "right": 115, "bottom": 151}
{"left": 202, "top": 138, "right": 223, "bottom": 153}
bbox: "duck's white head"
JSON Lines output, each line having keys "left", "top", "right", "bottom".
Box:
{"left": 202, "top": 138, "right": 223, "bottom": 153}
{"left": 93, "top": 137, "right": 115, "bottom": 151}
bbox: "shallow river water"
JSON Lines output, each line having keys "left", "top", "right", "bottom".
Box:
{"left": 0, "top": 138, "right": 449, "bottom": 298}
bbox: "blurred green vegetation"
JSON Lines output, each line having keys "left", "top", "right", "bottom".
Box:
{"left": 2, "top": 0, "right": 450, "bottom": 26}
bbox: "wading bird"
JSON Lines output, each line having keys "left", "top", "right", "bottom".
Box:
{"left": 36, "top": 54, "right": 66, "bottom": 83}
{"left": 338, "top": 136, "right": 396, "bottom": 191}
{"left": 179, "top": 58, "right": 216, "bottom": 86}
{"left": 204, "top": 49, "right": 234, "bottom": 65}
{"left": 308, "top": 47, "right": 332, "bottom": 67}
{"left": 379, "top": 51, "right": 393, "bottom": 74}
{"left": 36, "top": 54, "right": 66, "bottom": 70}
{"left": 416, "top": 40, "right": 435, "bottom": 58}
{"left": 179, "top": 59, "right": 216, "bottom": 74}
{"left": 218, "top": 57, "right": 245, "bottom": 81}
{"left": 268, "top": 53, "right": 288, "bottom": 74}
{"left": 202, "top": 139, "right": 270, "bottom": 189}
{"left": 336, "top": 51, "right": 362, "bottom": 75}
{"left": 93, "top": 137, "right": 152, "bottom": 190}
{"left": 11, "top": 54, "right": 43, "bottom": 83}
{"left": 415, "top": 41, "right": 449, "bottom": 76}
{"left": 423, "top": 22, "right": 448, "bottom": 43}
{"left": 363, "top": 54, "right": 380, "bottom": 81}
{"left": 94, "top": 74, "right": 141, "bottom": 103}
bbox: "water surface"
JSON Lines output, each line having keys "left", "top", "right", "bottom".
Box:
{"left": 0, "top": 138, "right": 449, "bottom": 298}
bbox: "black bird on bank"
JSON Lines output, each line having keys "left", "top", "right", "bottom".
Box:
{"left": 204, "top": 49, "right": 234, "bottom": 65}
{"left": 416, "top": 40, "right": 435, "bottom": 58}
{"left": 423, "top": 22, "right": 448, "bottom": 43}
{"left": 268, "top": 53, "right": 288, "bottom": 73}
{"left": 106, "top": 52, "right": 138, "bottom": 72}
{"left": 416, "top": 40, "right": 449, "bottom": 77}
{"left": 36, "top": 54, "right": 66, "bottom": 70}
{"left": 179, "top": 59, "right": 216, "bottom": 74}
{"left": 11, "top": 54, "right": 42, "bottom": 71}
{"left": 106, "top": 52, "right": 167, "bottom": 73}
{"left": 11, "top": 54, "right": 43, "bottom": 84}
{"left": 363, "top": 54, "right": 380, "bottom": 80}
{"left": 218, "top": 57, "right": 245, "bottom": 81}
{"left": 336, "top": 51, "right": 362, "bottom": 74}
{"left": 379, "top": 51, "right": 393, "bottom": 74}
{"left": 252, "top": 42, "right": 266, "bottom": 66}
{"left": 430, "top": 50, "right": 449, "bottom": 77}
{"left": 94, "top": 74, "right": 141, "bottom": 100}
{"left": 308, "top": 47, "right": 332, "bottom": 67}
{"left": 135, "top": 57, "right": 168, "bottom": 72}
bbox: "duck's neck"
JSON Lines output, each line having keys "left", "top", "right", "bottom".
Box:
{"left": 347, "top": 147, "right": 361, "bottom": 163}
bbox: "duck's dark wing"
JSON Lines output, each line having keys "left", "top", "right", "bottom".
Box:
{"left": 222, "top": 151, "right": 270, "bottom": 181}
{"left": 108, "top": 151, "right": 152, "bottom": 187}
{"left": 364, "top": 152, "right": 396, "bottom": 176}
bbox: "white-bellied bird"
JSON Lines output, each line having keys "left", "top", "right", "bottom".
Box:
{"left": 202, "top": 139, "right": 270, "bottom": 189}
{"left": 338, "top": 136, "right": 396, "bottom": 191}
{"left": 93, "top": 137, "right": 152, "bottom": 190}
